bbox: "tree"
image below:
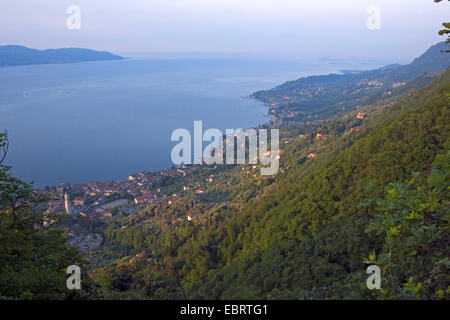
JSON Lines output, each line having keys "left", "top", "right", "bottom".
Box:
{"left": 434, "top": 0, "right": 450, "bottom": 52}
{"left": 0, "top": 130, "right": 97, "bottom": 299}
{"left": 364, "top": 150, "right": 449, "bottom": 299}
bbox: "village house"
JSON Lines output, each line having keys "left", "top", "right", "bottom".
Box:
{"left": 55, "top": 183, "right": 70, "bottom": 194}
{"left": 393, "top": 82, "right": 406, "bottom": 88}
{"left": 128, "top": 174, "right": 138, "bottom": 181}
{"left": 73, "top": 184, "right": 84, "bottom": 192}
{"left": 134, "top": 193, "right": 155, "bottom": 205}
{"left": 104, "top": 189, "right": 117, "bottom": 197}
{"left": 168, "top": 194, "right": 182, "bottom": 205}
{"left": 276, "top": 149, "right": 284, "bottom": 160}
{"left": 135, "top": 252, "right": 148, "bottom": 260}
{"left": 101, "top": 212, "right": 112, "bottom": 219}
{"left": 367, "top": 80, "right": 384, "bottom": 87}
{"left": 196, "top": 187, "right": 205, "bottom": 194}
{"left": 357, "top": 112, "right": 367, "bottom": 119}
{"left": 73, "top": 197, "right": 86, "bottom": 207}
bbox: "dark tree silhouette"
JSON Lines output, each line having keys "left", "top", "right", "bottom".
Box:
{"left": 434, "top": 0, "right": 450, "bottom": 51}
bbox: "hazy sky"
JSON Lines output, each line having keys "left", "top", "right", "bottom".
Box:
{"left": 1, "top": 0, "right": 449, "bottom": 62}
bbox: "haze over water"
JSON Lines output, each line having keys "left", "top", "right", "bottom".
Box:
{"left": 0, "top": 58, "right": 380, "bottom": 186}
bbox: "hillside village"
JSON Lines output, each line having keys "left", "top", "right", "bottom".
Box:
{"left": 44, "top": 165, "right": 195, "bottom": 217}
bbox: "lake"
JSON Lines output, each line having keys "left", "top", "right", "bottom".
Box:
{"left": 0, "top": 57, "right": 379, "bottom": 186}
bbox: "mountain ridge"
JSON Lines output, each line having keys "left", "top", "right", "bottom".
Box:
{"left": 0, "top": 45, "right": 124, "bottom": 67}
{"left": 250, "top": 41, "right": 450, "bottom": 123}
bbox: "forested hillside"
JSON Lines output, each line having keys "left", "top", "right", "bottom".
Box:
{"left": 88, "top": 70, "right": 449, "bottom": 300}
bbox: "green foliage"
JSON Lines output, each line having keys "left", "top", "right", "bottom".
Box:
{"left": 363, "top": 149, "right": 449, "bottom": 299}
{"left": 89, "top": 257, "right": 185, "bottom": 299}
{"left": 0, "top": 132, "right": 97, "bottom": 299}
{"left": 434, "top": 1, "right": 450, "bottom": 51}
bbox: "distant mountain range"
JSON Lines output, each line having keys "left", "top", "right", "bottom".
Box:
{"left": 0, "top": 45, "right": 124, "bottom": 67}
{"left": 251, "top": 41, "right": 450, "bottom": 122}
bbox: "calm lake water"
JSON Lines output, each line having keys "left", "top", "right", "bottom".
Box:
{"left": 0, "top": 58, "right": 379, "bottom": 186}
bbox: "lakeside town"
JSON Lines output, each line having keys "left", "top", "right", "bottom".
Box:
{"left": 39, "top": 164, "right": 201, "bottom": 252}
{"left": 43, "top": 164, "right": 198, "bottom": 220}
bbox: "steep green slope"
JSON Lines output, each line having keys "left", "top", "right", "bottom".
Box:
{"left": 189, "top": 70, "right": 450, "bottom": 299}
{"left": 87, "top": 70, "right": 449, "bottom": 300}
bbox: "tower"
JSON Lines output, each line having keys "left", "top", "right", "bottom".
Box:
{"left": 64, "top": 192, "right": 72, "bottom": 215}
